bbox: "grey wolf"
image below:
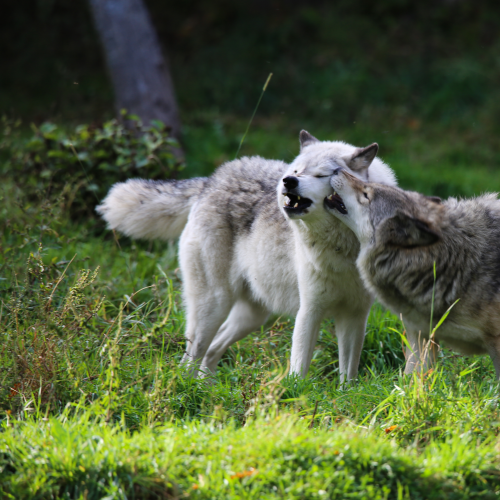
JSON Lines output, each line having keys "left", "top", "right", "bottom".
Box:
{"left": 97, "top": 131, "right": 396, "bottom": 381}
{"left": 326, "top": 168, "right": 500, "bottom": 378}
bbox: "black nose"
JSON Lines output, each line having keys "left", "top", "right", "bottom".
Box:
{"left": 332, "top": 168, "right": 341, "bottom": 176}
{"left": 283, "top": 176, "right": 298, "bottom": 190}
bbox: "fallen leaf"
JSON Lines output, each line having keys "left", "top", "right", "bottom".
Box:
{"left": 230, "top": 467, "right": 258, "bottom": 480}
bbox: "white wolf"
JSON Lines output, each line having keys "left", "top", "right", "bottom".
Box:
{"left": 97, "top": 131, "right": 396, "bottom": 381}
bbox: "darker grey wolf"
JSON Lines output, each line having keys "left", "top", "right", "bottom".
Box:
{"left": 97, "top": 131, "right": 396, "bottom": 382}
{"left": 326, "top": 168, "right": 500, "bottom": 377}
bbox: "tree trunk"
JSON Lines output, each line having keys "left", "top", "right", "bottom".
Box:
{"left": 88, "top": 0, "right": 181, "bottom": 139}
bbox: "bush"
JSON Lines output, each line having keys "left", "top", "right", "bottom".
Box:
{"left": 1, "top": 113, "right": 184, "bottom": 220}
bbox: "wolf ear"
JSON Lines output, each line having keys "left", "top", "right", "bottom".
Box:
{"left": 382, "top": 213, "right": 440, "bottom": 248}
{"left": 299, "top": 130, "right": 320, "bottom": 150}
{"left": 344, "top": 143, "right": 379, "bottom": 172}
{"left": 426, "top": 196, "right": 442, "bottom": 204}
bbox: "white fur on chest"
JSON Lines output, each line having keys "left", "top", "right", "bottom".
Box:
{"left": 234, "top": 215, "right": 360, "bottom": 315}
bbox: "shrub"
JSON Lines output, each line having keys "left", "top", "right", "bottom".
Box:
{"left": 1, "top": 112, "right": 184, "bottom": 220}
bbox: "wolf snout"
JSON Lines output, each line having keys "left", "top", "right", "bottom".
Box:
{"left": 332, "top": 168, "right": 342, "bottom": 176}
{"left": 283, "top": 176, "right": 299, "bottom": 190}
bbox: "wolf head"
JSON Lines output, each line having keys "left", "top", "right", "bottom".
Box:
{"left": 326, "top": 169, "right": 443, "bottom": 248}
{"left": 278, "top": 131, "right": 396, "bottom": 221}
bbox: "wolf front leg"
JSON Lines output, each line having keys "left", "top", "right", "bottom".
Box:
{"left": 289, "top": 305, "right": 324, "bottom": 378}
{"left": 484, "top": 336, "right": 500, "bottom": 380}
{"left": 404, "top": 328, "right": 439, "bottom": 375}
{"left": 334, "top": 303, "right": 372, "bottom": 384}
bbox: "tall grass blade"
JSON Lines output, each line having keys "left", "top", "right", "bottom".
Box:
{"left": 234, "top": 73, "right": 273, "bottom": 159}
{"left": 431, "top": 299, "right": 460, "bottom": 336}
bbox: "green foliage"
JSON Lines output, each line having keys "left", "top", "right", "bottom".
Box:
{"left": 1, "top": 113, "right": 183, "bottom": 219}
{"left": 3, "top": 244, "right": 102, "bottom": 412}
{"left": 3, "top": 1, "right": 500, "bottom": 126}
{"left": 181, "top": 114, "right": 500, "bottom": 197}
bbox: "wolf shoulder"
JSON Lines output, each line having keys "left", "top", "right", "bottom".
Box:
{"left": 209, "top": 155, "right": 287, "bottom": 193}
{"left": 367, "top": 192, "right": 500, "bottom": 312}
{"left": 190, "top": 156, "right": 289, "bottom": 233}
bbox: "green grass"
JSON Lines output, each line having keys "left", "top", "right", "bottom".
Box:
{"left": 2, "top": 129, "right": 500, "bottom": 498}
{"left": 2, "top": 412, "right": 500, "bottom": 499}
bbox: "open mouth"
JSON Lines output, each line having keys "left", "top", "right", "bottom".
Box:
{"left": 283, "top": 192, "right": 313, "bottom": 213}
{"left": 324, "top": 190, "right": 348, "bottom": 214}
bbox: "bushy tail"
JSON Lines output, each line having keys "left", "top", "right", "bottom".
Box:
{"left": 96, "top": 177, "right": 207, "bottom": 240}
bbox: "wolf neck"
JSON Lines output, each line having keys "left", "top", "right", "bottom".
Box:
{"left": 291, "top": 214, "right": 360, "bottom": 262}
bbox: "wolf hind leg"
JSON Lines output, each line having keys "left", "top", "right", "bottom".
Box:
{"left": 180, "top": 288, "right": 234, "bottom": 377}
{"left": 404, "top": 329, "right": 439, "bottom": 375}
{"left": 179, "top": 221, "right": 236, "bottom": 377}
{"left": 200, "top": 297, "right": 270, "bottom": 375}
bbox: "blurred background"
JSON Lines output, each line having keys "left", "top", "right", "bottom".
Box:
{"left": 2, "top": 0, "right": 500, "bottom": 199}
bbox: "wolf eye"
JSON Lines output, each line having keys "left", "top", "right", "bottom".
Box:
{"left": 314, "top": 175, "right": 328, "bottom": 178}
{"left": 363, "top": 192, "right": 369, "bottom": 199}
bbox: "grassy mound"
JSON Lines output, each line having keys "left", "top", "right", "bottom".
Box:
{"left": 2, "top": 414, "right": 499, "bottom": 499}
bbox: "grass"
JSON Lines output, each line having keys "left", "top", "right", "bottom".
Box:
{"left": 2, "top": 412, "right": 500, "bottom": 499}
{"left": 2, "top": 122, "right": 500, "bottom": 498}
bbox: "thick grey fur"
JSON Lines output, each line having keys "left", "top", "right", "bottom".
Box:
{"left": 328, "top": 169, "right": 500, "bottom": 377}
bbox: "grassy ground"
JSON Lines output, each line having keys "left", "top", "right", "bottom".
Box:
{"left": 2, "top": 118, "right": 500, "bottom": 498}
{"left": 3, "top": 413, "right": 500, "bottom": 499}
